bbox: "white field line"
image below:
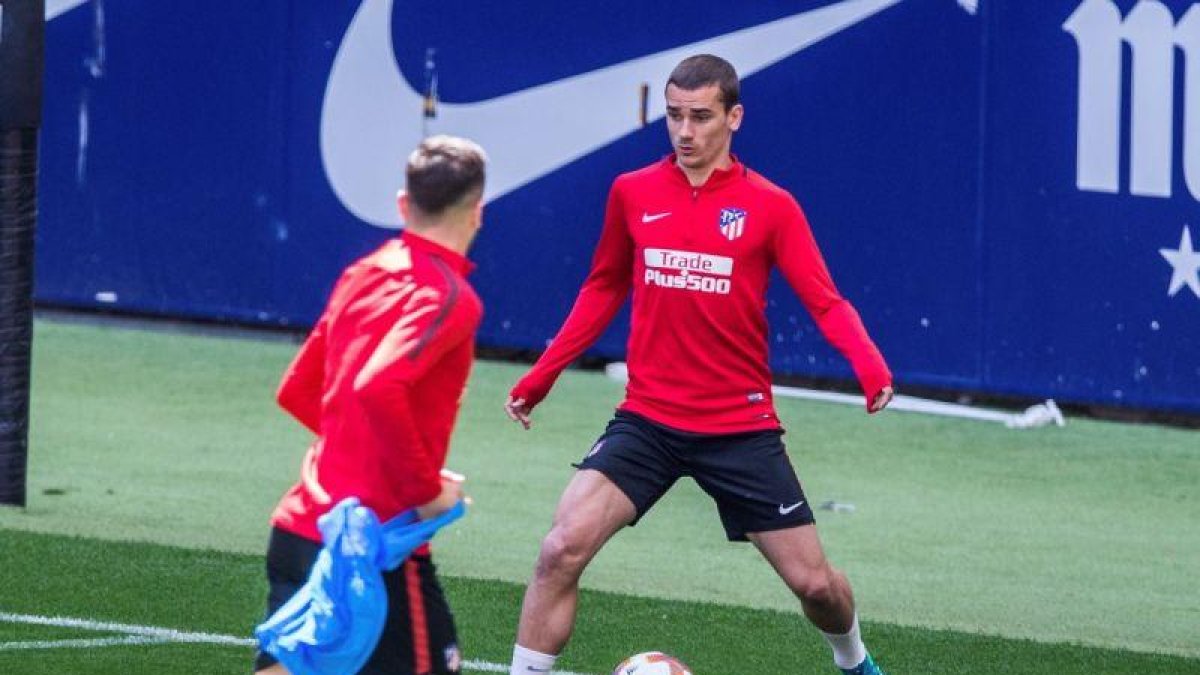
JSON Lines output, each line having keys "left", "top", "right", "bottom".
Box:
{"left": 0, "top": 612, "right": 254, "bottom": 646}
{"left": 463, "top": 661, "right": 590, "bottom": 675}
{"left": 0, "top": 611, "right": 592, "bottom": 674}
{"left": 463, "top": 661, "right": 507, "bottom": 673}
{"left": 0, "top": 636, "right": 168, "bottom": 651}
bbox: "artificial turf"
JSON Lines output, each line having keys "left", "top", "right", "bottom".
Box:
{"left": 2, "top": 529, "right": 1197, "bottom": 674}
{"left": 0, "top": 317, "right": 1196, "bottom": 669}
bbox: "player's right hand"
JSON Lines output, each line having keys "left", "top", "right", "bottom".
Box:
{"left": 504, "top": 395, "right": 533, "bottom": 430}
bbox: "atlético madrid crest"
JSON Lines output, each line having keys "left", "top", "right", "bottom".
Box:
{"left": 718, "top": 207, "right": 747, "bottom": 241}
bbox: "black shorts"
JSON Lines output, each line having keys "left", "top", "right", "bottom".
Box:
{"left": 576, "top": 410, "right": 815, "bottom": 541}
{"left": 254, "top": 527, "right": 462, "bottom": 675}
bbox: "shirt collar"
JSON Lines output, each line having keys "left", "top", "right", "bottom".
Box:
{"left": 662, "top": 153, "right": 746, "bottom": 191}
{"left": 400, "top": 230, "right": 476, "bottom": 275}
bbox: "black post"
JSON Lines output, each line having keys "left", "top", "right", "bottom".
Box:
{"left": 0, "top": 0, "right": 46, "bottom": 507}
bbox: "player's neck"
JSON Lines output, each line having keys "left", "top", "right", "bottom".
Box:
{"left": 677, "top": 153, "right": 733, "bottom": 187}
{"left": 405, "top": 222, "right": 475, "bottom": 256}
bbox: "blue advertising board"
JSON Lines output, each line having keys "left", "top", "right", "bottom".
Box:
{"left": 37, "top": 0, "right": 1200, "bottom": 413}
{"left": 984, "top": 0, "right": 1200, "bottom": 411}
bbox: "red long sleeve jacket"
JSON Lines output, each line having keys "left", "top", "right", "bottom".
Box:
{"left": 511, "top": 155, "right": 890, "bottom": 434}
{"left": 271, "top": 232, "right": 481, "bottom": 543}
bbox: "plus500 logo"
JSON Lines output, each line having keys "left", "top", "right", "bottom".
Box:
{"left": 643, "top": 248, "right": 733, "bottom": 295}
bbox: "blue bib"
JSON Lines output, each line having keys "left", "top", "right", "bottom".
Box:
{"left": 255, "top": 498, "right": 466, "bottom": 674}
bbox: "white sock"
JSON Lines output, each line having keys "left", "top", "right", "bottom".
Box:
{"left": 820, "top": 614, "right": 868, "bottom": 670}
{"left": 510, "top": 644, "right": 557, "bottom": 674}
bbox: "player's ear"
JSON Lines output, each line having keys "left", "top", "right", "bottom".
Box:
{"left": 397, "top": 190, "right": 411, "bottom": 224}
{"left": 727, "top": 103, "right": 744, "bottom": 132}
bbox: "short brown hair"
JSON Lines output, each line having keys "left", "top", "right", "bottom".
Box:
{"left": 405, "top": 135, "right": 488, "bottom": 215}
{"left": 666, "top": 54, "right": 740, "bottom": 111}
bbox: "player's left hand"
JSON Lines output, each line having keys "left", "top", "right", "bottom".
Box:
{"left": 869, "top": 385, "right": 894, "bottom": 413}
{"left": 417, "top": 472, "right": 466, "bottom": 520}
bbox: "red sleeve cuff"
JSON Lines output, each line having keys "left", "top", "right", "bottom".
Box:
{"left": 408, "top": 473, "right": 443, "bottom": 510}
{"left": 510, "top": 371, "right": 552, "bottom": 410}
{"left": 860, "top": 370, "right": 893, "bottom": 412}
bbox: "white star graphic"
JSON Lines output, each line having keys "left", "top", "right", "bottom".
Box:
{"left": 1159, "top": 226, "right": 1200, "bottom": 299}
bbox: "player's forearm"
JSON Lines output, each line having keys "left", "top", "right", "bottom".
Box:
{"left": 516, "top": 180, "right": 632, "bottom": 406}
{"left": 813, "top": 300, "right": 892, "bottom": 402}
{"left": 353, "top": 379, "right": 441, "bottom": 505}
{"left": 774, "top": 214, "right": 891, "bottom": 401}
{"left": 513, "top": 280, "right": 628, "bottom": 406}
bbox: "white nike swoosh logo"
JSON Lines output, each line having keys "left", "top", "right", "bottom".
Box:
{"left": 321, "top": 0, "right": 905, "bottom": 228}
{"left": 46, "top": 0, "right": 90, "bottom": 20}
{"left": 779, "top": 501, "right": 806, "bottom": 515}
{"left": 642, "top": 212, "right": 672, "bottom": 223}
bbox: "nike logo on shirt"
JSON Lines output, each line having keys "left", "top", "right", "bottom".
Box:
{"left": 779, "top": 500, "right": 806, "bottom": 515}
{"left": 642, "top": 211, "right": 672, "bottom": 223}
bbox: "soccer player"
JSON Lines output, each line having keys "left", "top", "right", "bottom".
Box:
{"left": 503, "top": 55, "right": 894, "bottom": 675}
{"left": 255, "top": 136, "right": 487, "bottom": 675}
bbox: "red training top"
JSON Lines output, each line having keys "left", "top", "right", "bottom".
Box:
{"left": 271, "top": 232, "right": 482, "bottom": 543}
{"left": 511, "top": 155, "right": 890, "bottom": 434}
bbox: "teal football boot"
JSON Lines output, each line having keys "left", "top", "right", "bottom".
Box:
{"left": 840, "top": 653, "right": 885, "bottom": 675}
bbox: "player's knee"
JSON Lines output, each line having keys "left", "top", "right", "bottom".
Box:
{"left": 791, "top": 568, "right": 837, "bottom": 607}
{"left": 534, "top": 526, "right": 590, "bottom": 581}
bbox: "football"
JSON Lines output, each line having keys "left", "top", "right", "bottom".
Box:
{"left": 611, "top": 651, "right": 693, "bottom": 675}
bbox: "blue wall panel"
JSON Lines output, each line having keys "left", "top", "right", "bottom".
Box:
{"left": 983, "top": 0, "right": 1200, "bottom": 410}
{"left": 39, "top": 2, "right": 290, "bottom": 321}
{"left": 37, "top": 0, "right": 1200, "bottom": 413}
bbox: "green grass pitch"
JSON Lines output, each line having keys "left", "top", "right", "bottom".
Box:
{"left": 0, "top": 318, "right": 1197, "bottom": 673}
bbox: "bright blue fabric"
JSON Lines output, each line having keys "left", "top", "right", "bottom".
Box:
{"left": 254, "top": 498, "right": 466, "bottom": 674}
